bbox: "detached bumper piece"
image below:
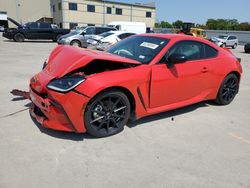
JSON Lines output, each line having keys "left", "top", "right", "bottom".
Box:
{"left": 29, "top": 89, "right": 76, "bottom": 132}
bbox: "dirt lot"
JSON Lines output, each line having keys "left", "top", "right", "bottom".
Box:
{"left": 0, "top": 36, "right": 249, "bottom": 188}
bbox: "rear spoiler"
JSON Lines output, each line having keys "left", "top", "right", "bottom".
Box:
{"left": 236, "top": 57, "right": 241, "bottom": 63}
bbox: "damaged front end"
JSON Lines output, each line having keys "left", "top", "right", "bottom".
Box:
{"left": 11, "top": 45, "right": 141, "bottom": 133}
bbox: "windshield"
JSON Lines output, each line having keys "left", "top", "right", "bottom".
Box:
{"left": 107, "top": 36, "right": 169, "bottom": 64}
{"left": 218, "top": 35, "right": 228, "bottom": 39}
{"left": 100, "top": 32, "right": 114, "bottom": 38}
{"left": 70, "top": 30, "right": 82, "bottom": 35}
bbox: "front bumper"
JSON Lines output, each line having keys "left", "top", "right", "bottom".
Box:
{"left": 2, "top": 32, "right": 13, "bottom": 39}
{"left": 29, "top": 87, "right": 90, "bottom": 133}
{"left": 57, "top": 38, "right": 70, "bottom": 45}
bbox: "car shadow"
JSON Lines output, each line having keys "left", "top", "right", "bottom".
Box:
{"left": 17, "top": 100, "right": 215, "bottom": 141}
{"left": 127, "top": 101, "right": 212, "bottom": 128}
{"left": 30, "top": 114, "right": 93, "bottom": 141}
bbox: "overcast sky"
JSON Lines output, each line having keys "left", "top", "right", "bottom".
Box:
{"left": 114, "top": 0, "right": 250, "bottom": 24}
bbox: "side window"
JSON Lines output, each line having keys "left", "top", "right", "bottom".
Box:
{"left": 115, "top": 25, "right": 120, "bottom": 30}
{"left": 85, "top": 27, "right": 95, "bottom": 34}
{"left": 118, "top": 33, "right": 128, "bottom": 40}
{"left": 167, "top": 41, "right": 205, "bottom": 61}
{"left": 204, "top": 44, "right": 218, "bottom": 58}
{"left": 95, "top": 27, "right": 106, "bottom": 34}
{"left": 29, "top": 22, "right": 38, "bottom": 29}
{"left": 40, "top": 23, "right": 50, "bottom": 29}
{"left": 228, "top": 36, "right": 236, "bottom": 40}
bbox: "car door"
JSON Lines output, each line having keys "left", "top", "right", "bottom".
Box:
{"left": 39, "top": 23, "right": 53, "bottom": 39}
{"left": 227, "top": 36, "right": 234, "bottom": 46}
{"left": 26, "top": 22, "right": 39, "bottom": 39}
{"left": 150, "top": 40, "right": 215, "bottom": 108}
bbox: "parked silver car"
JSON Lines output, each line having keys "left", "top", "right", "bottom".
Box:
{"left": 57, "top": 26, "right": 116, "bottom": 47}
{"left": 210, "top": 35, "right": 238, "bottom": 49}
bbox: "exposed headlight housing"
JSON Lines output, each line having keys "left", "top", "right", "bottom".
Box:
{"left": 47, "top": 75, "right": 85, "bottom": 93}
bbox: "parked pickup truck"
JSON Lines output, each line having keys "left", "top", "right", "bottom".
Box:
{"left": 3, "top": 19, "right": 70, "bottom": 42}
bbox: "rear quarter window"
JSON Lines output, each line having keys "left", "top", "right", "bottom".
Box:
{"left": 204, "top": 44, "right": 218, "bottom": 58}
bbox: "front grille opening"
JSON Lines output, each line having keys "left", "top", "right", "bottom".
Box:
{"left": 34, "top": 105, "right": 47, "bottom": 119}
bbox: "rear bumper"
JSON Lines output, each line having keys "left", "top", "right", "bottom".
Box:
{"left": 29, "top": 87, "right": 90, "bottom": 133}
{"left": 245, "top": 45, "right": 250, "bottom": 52}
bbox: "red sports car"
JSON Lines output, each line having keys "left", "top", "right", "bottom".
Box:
{"left": 29, "top": 34, "right": 242, "bottom": 137}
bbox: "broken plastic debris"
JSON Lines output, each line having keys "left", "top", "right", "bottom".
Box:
{"left": 10, "top": 89, "right": 30, "bottom": 100}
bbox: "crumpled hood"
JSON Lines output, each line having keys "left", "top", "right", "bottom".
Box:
{"left": 46, "top": 45, "right": 140, "bottom": 76}
{"left": 32, "top": 45, "right": 140, "bottom": 93}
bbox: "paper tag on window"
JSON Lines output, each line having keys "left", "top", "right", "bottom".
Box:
{"left": 140, "top": 42, "right": 159, "bottom": 49}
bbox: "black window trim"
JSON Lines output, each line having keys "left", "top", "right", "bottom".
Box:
{"left": 69, "top": 2, "right": 77, "bottom": 11}
{"left": 87, "top": 4, "right": 95, "bottom": 12}
{"left": 146, "top": 11, "right": 152, "bottom": 18}
{"left": 115, "top": 8, "right": 122, "bottom": 15}
{"left": 107, "top": 7, "right": 112, "bottom": 14}
{"left": 158, "top": 39, "right": 219, "bottom": 64}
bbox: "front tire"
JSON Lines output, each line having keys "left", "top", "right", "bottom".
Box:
{"left": 221, "top": 43, "right": 226, "bottom": 48}
{"left": 84, "top": 90, "right": 131, "bottom": 137}
{"left": 215, "top": 74, "right": 239, "bottom": 105}
{"left": 70, "top": 40, "right": 81, "bottom": 47}
{"left": 13, "top": 33, "right": 25, "bottom": 42}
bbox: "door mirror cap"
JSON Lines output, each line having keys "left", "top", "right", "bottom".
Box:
{"left": 168, "top": 54, "right": 187, "bottom": 64}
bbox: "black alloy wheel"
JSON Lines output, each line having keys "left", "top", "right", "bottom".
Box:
{"left": 85, "top": 90, "right": 131, "bottom": 137}
{"left": 13, "top": 33, "right": 25, "bottom": 42}
{"left": 215, "top": 74, "right": 239, "bottom": 105}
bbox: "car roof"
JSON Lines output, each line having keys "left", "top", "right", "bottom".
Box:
{"left": 107, "top": 30, "right": 133, "bottom": 34}
{"left": 137, "top": 33, "right": 221, "bottom": 49}
{"left": 138, "top": 33, "right": 204, "bottom": 41}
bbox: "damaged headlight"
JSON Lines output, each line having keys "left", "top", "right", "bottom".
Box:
{"left": 47, "top": 75, "right": 85, "bottom": 93}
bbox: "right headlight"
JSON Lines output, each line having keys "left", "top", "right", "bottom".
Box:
{"left": 47, "top": 75, "right": 85, "bottom": 93}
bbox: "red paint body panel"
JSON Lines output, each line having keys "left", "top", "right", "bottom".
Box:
{"left": 29, "top": 34, "right": 242, "bottom": 133}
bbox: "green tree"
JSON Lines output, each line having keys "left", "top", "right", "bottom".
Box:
{"left": 160, "top": 21, "right": 172, "bottom": 28}
{"left": 172, "top": 20, "right": 183, "bottom": 28}
{"left": 238, "top": 22, "right": 250, "bottom": 31}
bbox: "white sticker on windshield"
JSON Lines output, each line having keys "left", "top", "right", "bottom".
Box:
{"left": 140, "top": 42, "right": 159, "bottom": 49}
{"left": 139, "top": 55, "right": 145, "bottom": 59}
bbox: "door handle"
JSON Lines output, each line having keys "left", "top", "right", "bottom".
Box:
{"left": 201, "top": 67, "right": 208, "bottom": 73}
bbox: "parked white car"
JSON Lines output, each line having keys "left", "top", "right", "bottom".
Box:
{"left": 87, "top": 31, "right": 135, "bottom": 51}
{"left": 210, "top": 35, "right": 238, "bottom": 49}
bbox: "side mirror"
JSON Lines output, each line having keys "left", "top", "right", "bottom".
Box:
{"left": 168, "top": 54, "right": 187, "bottom": 64}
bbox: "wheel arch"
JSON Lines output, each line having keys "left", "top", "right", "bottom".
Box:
{"left": 70, "top": 39, "right": 81, "bottom": 46}
{"left": 226, "top": 71, "right": 241, "bottom": 81}
{"left": 88, "top": 86, "right": 136, "bottom": 120}
{"left": 14, "top": 32, "right": 26, "bottom": 38}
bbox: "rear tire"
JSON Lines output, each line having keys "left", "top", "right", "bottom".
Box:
{"left": 13, "top": 33, "right": 25, "bottom": 42}
{"left": 84, "top": 90, "right": 131, "bottom": 137}
{"left": 53, "top": 34, "right": 62, "bottom": 42}
{"left": 215, "top": 74, "right": 239, "bottom": 105}
{"left": 232, "top": 43, "right": 237, "bottom": 49}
